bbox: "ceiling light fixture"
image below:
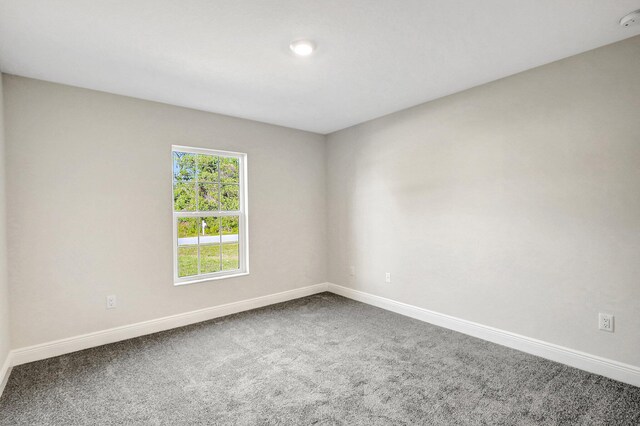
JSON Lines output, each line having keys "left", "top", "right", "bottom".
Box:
{"left": 290, "top": 39, "right": 316, "bottom": 57}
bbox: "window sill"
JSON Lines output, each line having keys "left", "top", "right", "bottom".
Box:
{"left": 174, "top": 271, "right": 249, "bottom": 287}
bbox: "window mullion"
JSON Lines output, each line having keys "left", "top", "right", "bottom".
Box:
{"left": 195, "top": 153, "right": 200, "bottom": 275}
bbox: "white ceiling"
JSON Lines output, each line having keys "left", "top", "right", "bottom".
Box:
{"left": 1, "top": 1, "right": 639, "bottom": 134}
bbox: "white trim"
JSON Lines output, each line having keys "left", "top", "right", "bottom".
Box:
{"left": 171, "top": 145, "right": 242, "bottom": 157}
{"left": 6, "top": 282, "right": 637, "bottom": 394}
{"left": 174, "top": 271, "right": 250, "bottom": 287}
{"left": 9, "top": 283, "right": 329, "bottom": 367}
{"left": 0, "top": 352, "right": 12, "bottom": 399}
{"left": 327, "top": 283, "right": 640, "bottom": 388}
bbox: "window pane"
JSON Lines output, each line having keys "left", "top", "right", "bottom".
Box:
{"left": 173, "top": 183, "right": 196, "bottom": 212}
{"left": 173, "top": 148, "right": 246, "bottom": 282}
{"left": 200, "top": 217, "right": 220, "bottom": 245}
{"left": 221, "top": 216, "right": 239, "bottom": 270}
{"left": 220, "top": 157, "right": 239, "bottom": 183}
{"left": 200, "top": 244, "right": 221, "bottom": 274}
{"left": 197, "top": 154, "right": 218, "bottom": 183}
{"left": 221, "top": 184, "right": 239, "bottom": 211}
{"left": 222, "top": 243, "right": 239, "bottom": 271}
{"left": 221, "top": 216, "right": 239, "bottom": 239}
{"left": 173, "top": 152, "right": 196, "bottom": 182}
{"left": 177, "top": 217, "right": 198, "bottom": 245}
{"left": 178, "top": 246, "right": 198, "bottom": 277}
{"left": 198, "top": 184, "right": 220, "bottom": 211}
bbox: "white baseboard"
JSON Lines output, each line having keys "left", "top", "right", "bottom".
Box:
{"left": 9, "top": 282, "right": 330, "bottom": 368}
{"left": 327, "top": 283, "right": 640, "bottom": 388}
{"left": 4, "top": 281, "right": 638, "bottom": 396}
{"left": 0, "top": 352, "right": 12, "bottom": 399}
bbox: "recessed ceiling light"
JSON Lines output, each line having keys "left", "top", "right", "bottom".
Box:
{"left": 290, "top": 40, "right": 316, "bottom": 57}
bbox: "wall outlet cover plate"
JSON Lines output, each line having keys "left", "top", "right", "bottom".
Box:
{"left": 598, "top": 313, "right": 614, "bottom": 332}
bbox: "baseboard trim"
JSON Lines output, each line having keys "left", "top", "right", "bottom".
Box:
{"left": 6, "top": 282, "right": 638, "bottom": 392}
{"left": 327, "top": 283, "right": 640, "bottom": 388}
{"left": 0, "top": 353, "right": 12, "bottom": 399}
{"left": 9, "top": 282, "right": 330, "bottom": 368}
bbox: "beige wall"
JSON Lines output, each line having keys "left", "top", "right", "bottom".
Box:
{"left": 0, "top": 74, "right": 11, "bottom": 368}
{"left": 3, "top": 75, "right": 327, "bottom": 348}
{"left": 326, "top": 36, "right": 640, "bottom": 366}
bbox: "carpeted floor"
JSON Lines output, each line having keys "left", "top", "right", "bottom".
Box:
{"left": 1, "top": 293, "right": 639, "bottom": 425}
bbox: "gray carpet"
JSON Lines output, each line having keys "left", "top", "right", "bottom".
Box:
{"left": 0, "top": 293, "right": 639, "bottom": 425}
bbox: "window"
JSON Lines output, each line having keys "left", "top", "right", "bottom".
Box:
{"left": 172, "top": 146, "right": 248, "bottom": 285}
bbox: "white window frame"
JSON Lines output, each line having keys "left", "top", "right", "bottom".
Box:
{"left": 172, "top": 145, "right": 249, "bottom": 286}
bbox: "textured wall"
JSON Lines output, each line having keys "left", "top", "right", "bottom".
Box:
{"left": 0, "top": 74, "right": 11, "bottom": 369}
{"left": 326, "top": 36, "right": 640, "bottom": 366}
{"left": 3, "top": 75, "right": 327, "bottom": 348}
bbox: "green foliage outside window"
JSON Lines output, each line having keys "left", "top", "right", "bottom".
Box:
{"left": 173, "top": 152, "right": 239, "bottom": 212}
{"left": 174, "top": 151, "right": 242, "bottom": 278}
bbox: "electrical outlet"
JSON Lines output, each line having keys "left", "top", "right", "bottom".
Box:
{"left": 385, "top": 272, "right": 391, "bottom": 283}
{"left": 106, "top": 295, "right": 117, "bottom": 310}
{"left": 598, "top": 313, "right": 614, "bottom": 332}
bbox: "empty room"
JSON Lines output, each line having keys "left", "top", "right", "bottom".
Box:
{"left": 1, "top": 1, "right": 640, "bottom": 424}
